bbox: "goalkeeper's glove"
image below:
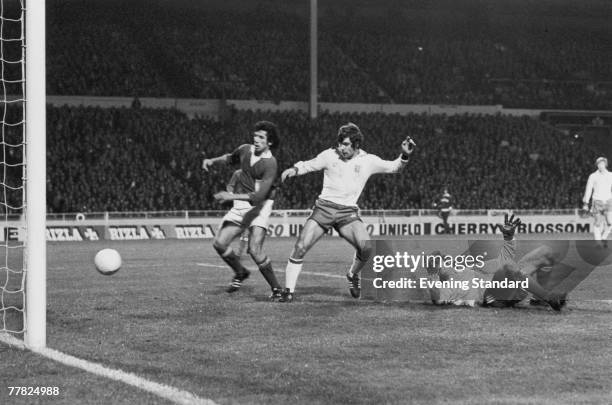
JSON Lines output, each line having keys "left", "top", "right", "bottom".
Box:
{"left": 582, "top": 203, "right": 589, "bottom": 212}
{"left": 501, "top": 213, "right": 521, "bottom": 241}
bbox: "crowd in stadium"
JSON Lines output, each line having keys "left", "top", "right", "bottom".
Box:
{"left": 46, "top": 0, "right": 611, "bottom": 109}
{"left": 40, "top": 0, "right": 610, "bottom": 213}
{"left": 46, "top": 105, "right": 596, "bottom": 213}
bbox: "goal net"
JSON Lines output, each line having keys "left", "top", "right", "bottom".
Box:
{"left": 0, "top": 0, "right": 26, "bottom": 337}
{"left": 0, "top": 0, "right": 46, "bottom": 349}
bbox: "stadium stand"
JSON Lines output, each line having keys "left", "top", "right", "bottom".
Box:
{"left": 47, "top": 106, "right": 599, "bottom": 212}
{"left": 47, "top": 3, "right": 172, "bottom": 97}
{"left": 46, "top": 0, "right": 611, "bottom": 109}
{"left": 42, "top": 0, "right": 610, "bottom": 213}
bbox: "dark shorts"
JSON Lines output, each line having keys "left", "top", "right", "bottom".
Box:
{"left": 308, "top": 199, "right": 362, "bottom": 232}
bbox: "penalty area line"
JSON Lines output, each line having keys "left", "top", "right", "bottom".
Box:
{"left": 0, "top": 333, "right": 217, "bottom": 405}
{"left": 195, "top": 262, "right": 226, "bottom": 269}
{"left": 296, "top": 270, "right": 345, "bottom": 279}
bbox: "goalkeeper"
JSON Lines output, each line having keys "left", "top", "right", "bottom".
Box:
{"left": 427, "top": 214, "right": 567, "bottom": 311}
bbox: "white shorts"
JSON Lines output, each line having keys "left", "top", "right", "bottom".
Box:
{"left": 222, "top": 199, "right": 274, "bottom": 229}
{"left": 592, "top": 199, "right": 612, "bottom": 226}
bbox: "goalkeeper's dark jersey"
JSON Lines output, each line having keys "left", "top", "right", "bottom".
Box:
{"left": 228, "top": 144, "right": 278, "bottom": 204}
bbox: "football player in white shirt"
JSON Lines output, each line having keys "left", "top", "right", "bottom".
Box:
{"left": 582, "top": 157, "right": 612, "bottom": 242}
{"left": 278, "top": 123, "right": 415, "bottom": 302}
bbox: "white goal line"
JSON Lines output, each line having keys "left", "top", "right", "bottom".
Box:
{"left": 0, "top": 333, "right": 217, "bottom": 405}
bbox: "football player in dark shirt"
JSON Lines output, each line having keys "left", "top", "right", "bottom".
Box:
{"left": 202, "top": 121, "right": 282, "bottom": 299}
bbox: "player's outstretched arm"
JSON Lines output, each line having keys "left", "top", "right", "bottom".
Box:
{"left": 501, "top": 213, "right": 521, "bottom": 241}
{"left": 475, "top": 213, "right": 521, "bottom": 275}
{"left": 202, "top": 153, "right": 231, "bottom": 172}
{"left": 401, "top": 135, "right": 416, "bottom": 158}
{"left": 499, "top": 213, "right": 521, "bottom": 263}
{"left": 281, "top": 167, "right": 299, "bottom": 183}
{"left": 370, "top": 135, "right": 416, "bottom": 174}
{"left": 281, "top": 150, "right": 330, "bottom": 183}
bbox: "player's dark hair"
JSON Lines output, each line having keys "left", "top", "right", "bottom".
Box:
{"left": 254, "top": 121, "right": 280, "bottom": 149}
{"left": 337, "top": 122, "right": 363, "bottom": 149}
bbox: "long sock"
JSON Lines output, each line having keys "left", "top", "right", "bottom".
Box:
{"left": 602, "top": 225, "right": 612, "bottom": 240}
{"left": 215, "top": 245, "right": 247, "bottom": 276}
{"left": 285, "top": 257, "right": 303, "bottom": 292}
{"left": 593, "top": 224, "right": 603, "bottom": 241}
{"left": 257, "top": 257, "right": 281, "bottom": 290}
{"left": 347, "top": 253, "right": 368, "bottom": 277}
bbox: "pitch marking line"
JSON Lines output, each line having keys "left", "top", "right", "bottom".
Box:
{"left": 195, "top": 262, "right": 344, "bottom": 279}
{"left": 195, "top": 263, "right": 226, "bottom": 269}
{"left": 0, "top": 333, "right": 217, "bottom": 405}
{"left": 49, "top": 262, "right": 192, "bottom": 271}
{"left": 294, "top": 270, "right": 345, "bottom": 279}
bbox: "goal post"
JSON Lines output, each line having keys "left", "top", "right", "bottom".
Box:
{"left": 24, "top": 0, "right": 46, "bottom": 349}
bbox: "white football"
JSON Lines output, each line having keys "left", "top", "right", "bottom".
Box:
{"left": 94, "top": 248, "right": 122, "bottom": 275}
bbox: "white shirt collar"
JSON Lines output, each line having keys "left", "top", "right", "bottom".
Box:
{"left": 250, "top": 145, "right": 272, "bottom": 158}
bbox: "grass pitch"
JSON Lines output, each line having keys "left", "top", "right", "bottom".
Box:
{"left": 2, "top": 236, "right": 612, "bottom": 404}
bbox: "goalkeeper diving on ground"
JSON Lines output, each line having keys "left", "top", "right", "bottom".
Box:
{"left": 424, "top": 214, "right": 592, "bottom": 311}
